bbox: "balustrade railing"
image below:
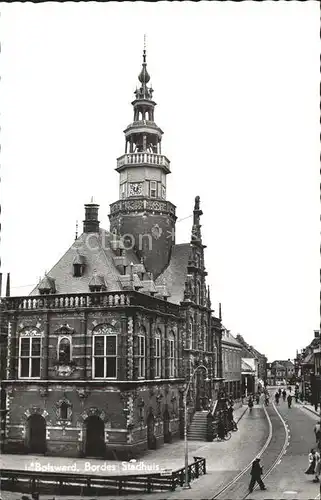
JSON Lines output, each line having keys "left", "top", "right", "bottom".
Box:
{"left": 3, "top": 290, "right": 179, "bottom": 316}
{"left": 117, "top": 153, "right": 170, "bottom": 170}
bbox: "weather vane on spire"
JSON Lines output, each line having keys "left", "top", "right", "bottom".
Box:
{"left": 143, "top": 34, "right": 147, "bottom": 63}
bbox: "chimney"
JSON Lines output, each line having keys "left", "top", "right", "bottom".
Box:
{"left": 0, "top": 273, "right": 2, "bottom": 297}
{"left": 219, "top": 302, "right": 222, "bottom": 320}
{"left": 314, "top": 330, "right": 320, "bottom": 339}
{"left": 83, "top": 200, "right": 100, "bottom": 233}
{"left": 6, "top": 273, "right": 10, "bottom": 297}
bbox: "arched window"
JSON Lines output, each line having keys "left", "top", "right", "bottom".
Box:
{"left": 168, "top": 331, "right": 175, "bottom": 378}
{"left": 19, "top": 328, "right": 42, "bottom": 379}
{"left": 58, "top": 337, "right": 71, "bottom": 364}
{"left": 92, "top": 324, "right": 118, "bottom": 379}
{"left": 138, "top": 327, "right": 146, "bottom": 379}
{"left": 155, "top": 329, "right": 161, "bottom": 378}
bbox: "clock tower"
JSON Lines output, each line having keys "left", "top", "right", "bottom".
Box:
{"left": 109, "top": 45, "right": 176, "bottom": 279}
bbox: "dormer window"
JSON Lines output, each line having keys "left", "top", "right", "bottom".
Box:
{"left": 73, "top": 253, "right": 85, "bottom": 277}
{"left": 38, "top": 275, "right": 56, "bottom": 295}
{"left": 89, "top": 272, "right": 106, "bottom": 292}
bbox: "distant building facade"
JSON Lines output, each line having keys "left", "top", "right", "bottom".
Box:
{"left": 221, "top": 328, "right": 242, "bottom": 401}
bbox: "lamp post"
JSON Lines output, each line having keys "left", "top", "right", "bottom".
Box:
{"left": 183, "top": 364, "right": 210, "bottom": 489}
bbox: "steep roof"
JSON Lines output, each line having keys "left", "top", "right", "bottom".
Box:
{"left": 242, "top": 360, "right": 255, "bottom": 373}
{"left": 221, "top": 328, "right": 242, "bottom": 348}
{"left": 155, "top": 243, "right": 191, "bottom": 304}
{"left": 30, "top": 229, "right": 141, "bottom": 295}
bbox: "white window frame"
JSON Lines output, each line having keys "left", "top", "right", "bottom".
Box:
{"left": 155, "top": 333, "right": 161, "bottom": 378}
{"left": 92, "top": 330, "right": 117, "bottom": 379}
{"left": 138, "top": 335, "right": 146, "bottom": 378}
{"left": 168, "top": 333, "right": 175, "bottom": 378}
{"left": 18, "top": 330, "right": 42, "bottom": 379}
{"left": 120, "top": 182, "right": 127, "bottom": 199}
{"left": 150, "top": 181, "right": 157, "bottom": 198}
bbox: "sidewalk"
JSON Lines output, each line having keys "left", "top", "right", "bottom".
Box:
{"left": 1, "top": 403, "right": 270, "bottom": 500}
{"left": 298, "top": 400, "right": 321, "bottom": 418}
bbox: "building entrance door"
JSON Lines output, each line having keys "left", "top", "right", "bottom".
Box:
{"left": 85, "top": 415, "right": 105, "bottom": 457}
{"left": 27, "top": 414, "right": 46, "bottom": 454}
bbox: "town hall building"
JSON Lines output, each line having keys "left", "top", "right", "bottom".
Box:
{"left": 2, "top": 47, "right": 223, "bottom": 459}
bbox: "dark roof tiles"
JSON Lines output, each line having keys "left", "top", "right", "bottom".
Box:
{"left": 155, "top": 243, "right": 191, "bottom": 304}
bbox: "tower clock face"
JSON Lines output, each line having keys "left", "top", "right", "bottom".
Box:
{"left": 129, "top": 182, "right": 143, "bottom": 196}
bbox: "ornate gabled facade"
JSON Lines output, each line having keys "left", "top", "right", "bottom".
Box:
{"left": 2, "top": 48, "right": 223, "bottom": 459}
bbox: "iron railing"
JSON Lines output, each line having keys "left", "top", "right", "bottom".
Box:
{"left": 0, "top": 457, "right": 206, "bottom": 495}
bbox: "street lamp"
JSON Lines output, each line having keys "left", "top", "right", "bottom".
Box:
{"left": 183, "top": 364, "right": 210, "bottom": 489}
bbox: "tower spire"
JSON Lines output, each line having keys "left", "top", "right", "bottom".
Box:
{"left": 191, "top": 196, "right": 203, "bottom": 243}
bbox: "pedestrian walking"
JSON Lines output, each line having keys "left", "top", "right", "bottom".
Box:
{"left": 287, "top": 394, "right": 292, "bottom": 408}
{"left": 305, "top": 449, "right": 316, "bottom": 476}
{"left": 314, "top": 422, "right": 321, "bottom": 443}
{"left": 256, "top": 393, "right": 260, "bottom": 405}
{"left": 248, "top": 396, "right": 254, "bottom": 412}
{"left": 282, "top": 389, "right": 287, "bottom": 401}
{"left": 275, "top": 392, "right": 280, "bottom": 405}
{"left": 249, "top": 458, "right": 266, "bottom": 492}
{"left": 314, "top": 449, "right": 321, "bottom": 482}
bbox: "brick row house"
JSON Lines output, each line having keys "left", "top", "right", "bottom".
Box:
{"left": 2, "top": 48, "right": 223, "bottom": 459}
{"left": 221, "top": 327, "right": 242, "bottom": 401}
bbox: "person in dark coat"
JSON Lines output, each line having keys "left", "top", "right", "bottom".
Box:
{"left": 282, "top": 389, "right": 287, "bottom": 401}
{"left": 287, "top": 394, "right": 292, "bottom": 408}
{"left": 249, "top": 458, "right": 266, "bottom": 492}
{"left": 305, "top": 449, "right": 316, "bottom": 475}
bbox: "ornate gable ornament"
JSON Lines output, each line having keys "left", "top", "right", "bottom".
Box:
{"left": 55, "top": 324, "right": 75, "bottom": 335}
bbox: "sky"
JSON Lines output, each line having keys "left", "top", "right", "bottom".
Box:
{"left": 1, "top": 2, "right": 319, "bottom": 362}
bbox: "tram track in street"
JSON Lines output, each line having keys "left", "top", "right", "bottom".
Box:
{"left": 211, "top": 401, "right": 288, "bottom": 500}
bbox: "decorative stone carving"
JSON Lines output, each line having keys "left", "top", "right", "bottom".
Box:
{"left": 54, "top": 324, "right": 75, "bottom": 335}
{"left": 77, "top": 388, "right": 89, "bottom": 400}
{"left": 39, "top": 387, "right": 49, "bottom": 397}
{"left": 53, "top": 363, "right": 77, "bottom": 377}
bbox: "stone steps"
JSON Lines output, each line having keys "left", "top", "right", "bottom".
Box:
{"left": 187, "top": 411, "right": 208, "bottom": 441}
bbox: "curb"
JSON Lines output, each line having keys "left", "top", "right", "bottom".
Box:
{"left": 235, "top": 406, "right": 248, "bottom": 424}
{"left": 301, "top": 404, "right": 321, "bottom": 418}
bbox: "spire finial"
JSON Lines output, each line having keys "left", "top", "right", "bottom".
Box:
{"left": 6, "top": 273, "right": 10, "bottom": 297}
{"left": 91, "top": 196, "right": 94, "bottom": 203}
{"left": 75, "top": 220, "right": 78, "bottom": 241}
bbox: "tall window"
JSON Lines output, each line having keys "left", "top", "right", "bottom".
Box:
{"left": 150, "top": 181, "right": 157, "bottom": 198}
{"left": 203, "top": 322, "right": 207, "bottom": 351}
{"left": 187, "top": 317, "right": 193, "bottom": 350}
{"left": 19, "top": 329, "right": 42, "bottom": 378}
{"left": 60, "top": 401, "right": 69, "bottom": 420}
{"left": 92, "top": 325, "right": 117, "bottom": 379}
{"left": 196, "top": 281, "right": 201, "bottom": 305}
{"left": 155, "top": 330, "right": 161, "bottom": 378}
{"left": 168, "top": 332, "right": 175, "bottom": 378}
{"left": 138, "top": 334, "right": 146, "bottom": 378}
